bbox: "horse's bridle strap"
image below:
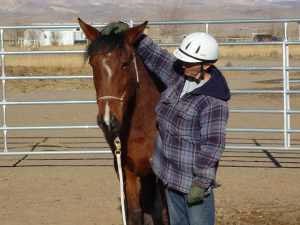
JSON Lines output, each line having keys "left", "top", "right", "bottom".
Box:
{"left": 133, "top": 53, "right": 140, "bottom": 84}
{"left": 97, "top": 96, "right": 124, "bottom": 101}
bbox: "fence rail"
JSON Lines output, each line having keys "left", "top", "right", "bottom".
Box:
{"left": 1, "top": 18, "right": 300, "bottom": 155}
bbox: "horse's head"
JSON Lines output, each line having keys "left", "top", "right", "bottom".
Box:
{"left": 78, "top": 18, "right": 147, "bottom": 136}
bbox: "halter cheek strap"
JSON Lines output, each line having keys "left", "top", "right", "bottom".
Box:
{"left": 133, "top": 53, "right": 140, "bottom": 84}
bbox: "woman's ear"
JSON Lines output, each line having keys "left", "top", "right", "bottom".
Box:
{"left": 125, "top": 21, "right": 148, "bottom": 45}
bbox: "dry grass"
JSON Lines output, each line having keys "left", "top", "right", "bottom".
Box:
{"left": 4, "top": 45, "right": 300, "bottom": 74}
{"left": 3, "top": 45, "right": 93, "bottom": 93}
{"left": 219, "top": 45, "right": 300, "bottom": 59}
{"left": 2, "top": 44, "right": 299, "bottom": 93}
{"left": 6, "top": 55, "right": 89, "bottom": 73}
{"left": 1, "top": 45, "right": 300, "bottom": 91}
{"left": 5, "top": 44, "right": 89, "bottom": 74}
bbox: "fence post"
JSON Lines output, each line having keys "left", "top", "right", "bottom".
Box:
{"left": 282, "top": 22, "right": 290, "bottom": 148}
{"left": 285, "top": 22, "right": 291, "bottom": 147}
{"left": 298, "top": 22, "right": 300, "bottom": 40}
{"left": 0, "top": 29, "right": 7, "bottom": 152}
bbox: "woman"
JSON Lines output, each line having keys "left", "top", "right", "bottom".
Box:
{"left": 103, "top": 22, "right": 230, "bottom": 225}
{"left": 136, "top": 31, "right": 230, "bottom": 225}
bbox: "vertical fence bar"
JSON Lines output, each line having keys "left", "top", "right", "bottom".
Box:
{"left": 285, "top": 23, "right": 291, "bottom": 147}
{"left": 0, "top": 29, "right": 7, "bottom": 152}
{"left": 282, "top": 22, "right": 289, "bottom": 148}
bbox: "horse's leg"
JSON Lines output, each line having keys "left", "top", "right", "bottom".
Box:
{"left": 125, "top": 167, "right": 143, "bottom": 225}
{"left": 148, "top": 179, "right": 169, "bottom": 225}
{"left": 140, "top": 174, "right": 156, "bottom": 225}
{"left": 158, "top": 181, "right": 169, "bottom": 225}
{"left": 140, "top": 174, "right": 170, "bottom": 225}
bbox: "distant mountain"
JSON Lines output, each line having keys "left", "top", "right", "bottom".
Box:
{"left": 0, "top": 0, "right": 299, "bottom": 25}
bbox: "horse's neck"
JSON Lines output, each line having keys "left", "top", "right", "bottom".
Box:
{"left": 130, "top": 56, "right": 160, "bottom": 132}
{"left": 135, "top": 57, "right": 160, "bottom": 108}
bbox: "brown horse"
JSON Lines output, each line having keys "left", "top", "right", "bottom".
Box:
{"left": 78, "top": 18, "right": 167, "bottom": 225}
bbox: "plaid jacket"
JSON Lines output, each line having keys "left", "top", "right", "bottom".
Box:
{"left": 137, "top": 36, "right": 230, "bottom": 193}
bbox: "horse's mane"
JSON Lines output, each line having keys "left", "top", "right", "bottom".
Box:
{"left": 85, "top": 31, "right": 126, "bottom": 59}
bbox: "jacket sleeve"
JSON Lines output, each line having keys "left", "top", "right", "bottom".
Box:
{"left": 136, "top": 35, "right": 179, "bottom": 87}
{"left": 192, "top": 100, "right": 229, "bottom": 188}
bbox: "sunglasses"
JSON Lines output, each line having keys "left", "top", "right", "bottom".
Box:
{"left": 180, "top": 62, "right": 202, "bottom": 69}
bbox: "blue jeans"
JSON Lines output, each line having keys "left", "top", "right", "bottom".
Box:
{"left": 165, "top": 188, "right": 215, "bottom": 225}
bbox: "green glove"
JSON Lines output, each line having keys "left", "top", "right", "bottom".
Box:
{"left": 187, "top": 185, "right": 206, "bottom": 206}
{"left": 101, "top": 21, "right": 129, "bottom": 36}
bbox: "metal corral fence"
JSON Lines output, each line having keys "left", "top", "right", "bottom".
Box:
{"left": 0, "top": 18, "right": 300, "bottom": 156}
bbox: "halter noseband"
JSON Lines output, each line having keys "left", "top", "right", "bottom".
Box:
{"left": 97, "top": 93, "right": 125, "bottom": 103}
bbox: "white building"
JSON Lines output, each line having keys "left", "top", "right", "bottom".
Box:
{"left": 74, "top": 28, "right": 87, "bottom": 43}
{"left": 23, "top": 29, "right": 77, "bottom": 47}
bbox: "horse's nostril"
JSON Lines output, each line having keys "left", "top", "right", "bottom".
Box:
{"left": 97, "top": 115, "right": 105, "bottom": 128}
{"left": 97, "top": 113, "right": 121, "bottom": 134}
{"left": 110, "top": 114, "right": 121, "bottom": 132}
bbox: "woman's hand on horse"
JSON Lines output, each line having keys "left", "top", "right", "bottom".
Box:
{"left": 101, "top": 21, "right": 129, "bottom": 35}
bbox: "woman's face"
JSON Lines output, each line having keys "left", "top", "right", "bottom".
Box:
{"left": 181, "top": 63, "right": 211, "bottom": 80}
{"left": 182, "top": 63, "right": 202, "bottom": 78}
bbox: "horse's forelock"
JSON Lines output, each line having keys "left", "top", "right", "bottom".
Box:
{"left": 85, "top": 33, "right": 126, "bottom": 59}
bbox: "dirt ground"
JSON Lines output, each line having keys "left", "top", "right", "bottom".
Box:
{"left": 1, "top": 150, "right": 300, "bottom": 225}
{"left": 0, "top": 62, "right": 300, "bottom": 225}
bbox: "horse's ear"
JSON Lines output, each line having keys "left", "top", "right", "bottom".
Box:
{"left": 78, "top": 17, "right": 100, "bottom": 42}
{"left": 125, "top": 21, "right": 148, "bottom": 45}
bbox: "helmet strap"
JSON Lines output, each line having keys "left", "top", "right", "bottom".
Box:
{"left": 200, "top": 63, "right": 205, "bottom": 80}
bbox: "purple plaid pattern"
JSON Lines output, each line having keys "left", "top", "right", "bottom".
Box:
{"left": 137, "top": 37, "right": 229, "bottom": 193}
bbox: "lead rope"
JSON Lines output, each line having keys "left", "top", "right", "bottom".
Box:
{"left": 114, "top": 137, "right": 127, "bottom": 225}
{"left": 112, "top": 19, "right": 138, "bottom": 225}
{"left": 114, "top": 54, "right": 138, "bottom": 225}
{"left": 100, "top": 42, "right": 139, "bottom": 225}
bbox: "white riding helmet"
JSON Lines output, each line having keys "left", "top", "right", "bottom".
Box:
{"left": 173, "top": 32, "right": 219, "bottom": 63}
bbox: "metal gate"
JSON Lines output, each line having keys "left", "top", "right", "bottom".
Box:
{"left": 1, "top": 18, "right": 300, "bottom": 156}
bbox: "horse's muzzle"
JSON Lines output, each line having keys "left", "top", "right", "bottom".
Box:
{"left": 97, "top": 114, "right": 121, "bottom": 136}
